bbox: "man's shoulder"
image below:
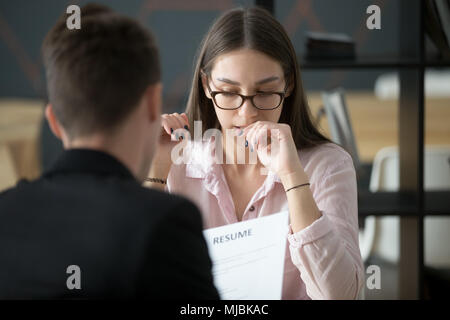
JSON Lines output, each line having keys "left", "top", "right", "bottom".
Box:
{"left": 0, "top": 178, "right": 33, "bottom": 199}
{"left": 120, "top": 184, "right": 204, "bottom": 240}
{"left": 0, "top": 175, "right": 201, "bottom": 224}
{"left": 131, "top": 183, "right": 198, "bottom": 213}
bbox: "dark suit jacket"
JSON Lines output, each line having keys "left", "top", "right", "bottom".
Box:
{"left": 0, "top": 149, "right": 219, "bottom": 299}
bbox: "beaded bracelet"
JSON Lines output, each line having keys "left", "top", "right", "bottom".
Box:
{"left": 285, "top": 182, "right": 310, "bottom": 192}
{"left": 145, "top": 177, "right": 167, "bottom": 184}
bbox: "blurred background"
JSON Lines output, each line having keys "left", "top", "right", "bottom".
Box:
{"left": 0, "top": 0, "right": 449, "bottom": 300}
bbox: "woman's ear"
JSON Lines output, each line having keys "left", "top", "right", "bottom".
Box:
{"left": 200, "top": 73, "right": 212, "bottom": 99}
{"left": 284, "top": 77, "right": 295, "bottom": 98}
{"left": 285, "top": 85, "right": 294, "bottom": 98}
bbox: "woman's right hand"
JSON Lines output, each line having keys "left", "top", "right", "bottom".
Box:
{"left": 147, "top": 112, "right": 190, "bottom": 188}
{"left": 159, "top": 112, "right": 190, "bottom": 147}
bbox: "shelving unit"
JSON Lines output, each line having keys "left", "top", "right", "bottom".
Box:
{"left": 256, "top": 0, "right": 450, "bottom": 299}
{"left": 301, "top": 55, "right": 423, "bottom": 69}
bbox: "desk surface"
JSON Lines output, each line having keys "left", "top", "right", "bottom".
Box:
{"left": 0, "top": 99, "right": 44, "bottom": 190}
{"left": 0, "top": 99, "right": 44, "bottom": 142}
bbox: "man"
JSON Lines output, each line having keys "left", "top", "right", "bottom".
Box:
{"left": 0, "top": 4, "right": 219, "bottom": 299}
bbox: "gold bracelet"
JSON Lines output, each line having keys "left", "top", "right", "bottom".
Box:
{"left": 285, "top": 182, "right": 310, "bottom": 192}
{"left": 145, "top": 177, "right": 167, "bottom": 184}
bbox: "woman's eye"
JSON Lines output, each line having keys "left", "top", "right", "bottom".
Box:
{"left": 221, "top": 92, "right": 238, "bottom": 96}
{"left": 257, "top": 89, "right": 278, "bottom": 94}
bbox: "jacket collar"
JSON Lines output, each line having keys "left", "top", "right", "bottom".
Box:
{"left": 44, "top": 148, "right": 135, "bottom": 181}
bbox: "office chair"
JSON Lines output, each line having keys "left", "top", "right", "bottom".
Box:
{"left": 368, "top": 145, "right": 450, "bottom": 268}
{"left": 320, "top": 87, "right": 361, "bottom": 171}
{"left": 319, "top": 88, "right": 375, "bottom": 263}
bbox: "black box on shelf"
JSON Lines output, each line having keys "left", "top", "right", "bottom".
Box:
{"left": 305, "top": 31, "right": 356, "bottom": 60}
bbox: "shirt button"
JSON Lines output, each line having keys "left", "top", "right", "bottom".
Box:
{"left": 249, "top": 205, "right": 255, "bottom": 212}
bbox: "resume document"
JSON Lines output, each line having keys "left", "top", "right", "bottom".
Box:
{"left": 203, "top": 211, "right": 289, "bottom": 300}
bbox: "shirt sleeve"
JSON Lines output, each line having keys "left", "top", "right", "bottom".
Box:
{"left": 286, "top": 156, "right": 365, "bottom": 300}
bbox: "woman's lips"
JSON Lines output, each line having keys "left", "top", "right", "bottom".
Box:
{"left": 233, "top": 126, "right": 246, "bottom": 137}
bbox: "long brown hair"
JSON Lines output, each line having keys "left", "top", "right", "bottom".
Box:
{"left": 185, "top": 6, "right": 330, "bottom": 149}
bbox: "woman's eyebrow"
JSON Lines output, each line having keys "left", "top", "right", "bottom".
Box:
{"left": 255, "top": 76, "right": 280, "bottom": 85}
{"left": 215, "top": 76, "right": 280, "bottom": 86}
{"left": 216, "top": 77, "right": 240, "bottom": 85}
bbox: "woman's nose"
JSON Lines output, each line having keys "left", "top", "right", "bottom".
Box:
{"left": 238, "top": 97, "right": 258, "bottom": 118}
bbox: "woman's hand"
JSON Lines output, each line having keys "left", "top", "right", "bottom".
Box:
{"left": 148, "top": 112, "right": 190, "bottom": 182}
{"left": 242, "top": 121, "right": 303, "bottom": 179}
{"left": 160, "top": 112, "right": 190, "bottom": 146}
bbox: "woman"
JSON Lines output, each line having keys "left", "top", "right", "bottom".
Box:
{"left": 147, "top": 7, "right": 364, "bottom": 300}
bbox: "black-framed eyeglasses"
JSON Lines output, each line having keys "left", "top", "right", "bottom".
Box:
{"left": 204, "top": 74, "right": 287, "bottom": 110}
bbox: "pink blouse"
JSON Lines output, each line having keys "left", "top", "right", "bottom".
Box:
{"left": 167, "top": 141, "right": 365, "bottom": 300}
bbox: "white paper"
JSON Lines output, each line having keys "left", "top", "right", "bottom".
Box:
{"left": 203, "top": 211, "right": 289, "bottom": 300}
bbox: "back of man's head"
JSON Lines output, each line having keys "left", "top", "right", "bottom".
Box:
{"left": 42, "top": 3, "right": 161, "bottom": 139}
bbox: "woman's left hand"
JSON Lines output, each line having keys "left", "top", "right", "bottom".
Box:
{"left": 242, "top": 121, "right": 303, "bottom": 178}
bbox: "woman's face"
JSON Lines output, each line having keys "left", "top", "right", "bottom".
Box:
{"left": 202, "top": 49, "right": 289, "bottom": 133}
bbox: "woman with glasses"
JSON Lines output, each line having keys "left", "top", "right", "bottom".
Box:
{"left": 147, "top": 7, "right": 364, "bottom": 300}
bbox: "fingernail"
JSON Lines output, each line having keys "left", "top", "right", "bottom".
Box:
{"left": 184, "top": 125, "right": 189, "bottom": 130}
{"left": 239, "top": 129, "right": 243, "bottom": 136}
{"left": 245, "top": 140, "right": 248, "bottom": 147}
{"left": 170, "top": 128, "right": 174, "bottom": 134}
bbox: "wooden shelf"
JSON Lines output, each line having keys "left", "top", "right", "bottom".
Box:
{"left": 299, "top": 55, "right": 450, "bottom": 70}
{"left": 299, "top": 55, "right": 422, "bottom": 70}
{"left": 358, "top": 191, "right": 419, "bottom": 217}
{"left": 425, "top": 191, "right": 450, "bottom": 215}
{"left": 425, "top": 57, "right": 450, "bottom": 67}
{"left": 358, "top": 191, "right": 450, "bottom": 217}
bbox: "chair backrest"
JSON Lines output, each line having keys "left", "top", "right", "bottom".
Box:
{"left": 368, "top": 145, "right": 450, "bottom": 267}
{"left": 370, "top": 145, "right": 450, "bottom": 192}
{"left": 0, "top": 143, "right": 18, "bottom": 192}
{"left": 321, "top": 88, "right": 361, "bottom": 171}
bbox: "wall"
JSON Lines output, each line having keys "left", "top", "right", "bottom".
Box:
{"left": 0, "top": 0, "right": 400, "bottom": 112}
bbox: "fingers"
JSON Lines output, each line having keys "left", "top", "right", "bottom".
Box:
{"left": 161, "top": 112, "right": 190, "bottom": 141}
{"left": 161, "top": 114, "right": 174, "bottom": 135}
{"left": 245, "top": 123, "right": 259, "bottom": 151}
{"left": 180, "top": 113, "right": 189, "bottom": 127}
{"left": 243, "top": 122, "right": 272, "bottom": 151}
{"left": 171, "top": 113, "right": 186, "bottom": 130}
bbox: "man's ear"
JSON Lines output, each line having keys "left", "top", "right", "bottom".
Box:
{"left": 200, "top": 73, "right": 212, "bottom": 99}
{"left": 145, "top": 82, "right": 162, "bottom": 123}
{"left": 45, "top": 104, "right": 63, "bottom": 140}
